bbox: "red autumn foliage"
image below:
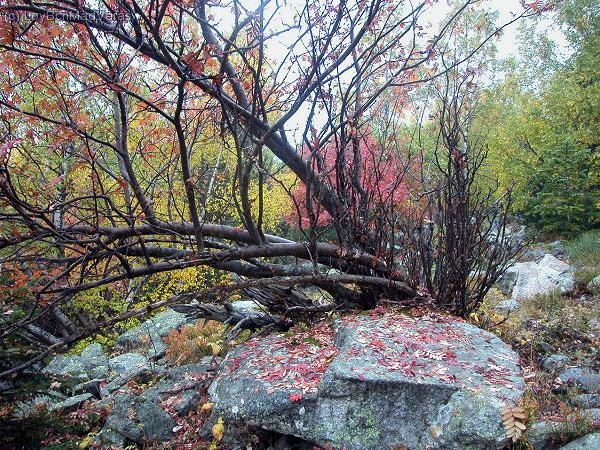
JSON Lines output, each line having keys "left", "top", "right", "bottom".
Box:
{"left": 286, "top": 132, "right": 409, "bottom": 228}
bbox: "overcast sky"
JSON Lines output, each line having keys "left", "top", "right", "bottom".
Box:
{"left": 212, "top": 0, "right": 567, "bottom": 144}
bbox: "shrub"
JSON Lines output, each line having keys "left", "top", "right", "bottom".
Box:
{"left": 164, "top": 320, "right": 226, "bottom": 365}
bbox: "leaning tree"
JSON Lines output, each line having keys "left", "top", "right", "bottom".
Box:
{"left": 0, "top": 0, "right": 540, "bottom": 376}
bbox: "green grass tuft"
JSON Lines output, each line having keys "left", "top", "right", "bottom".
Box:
{"left": 565, "top": 230, "right": 600, "bottom": 286}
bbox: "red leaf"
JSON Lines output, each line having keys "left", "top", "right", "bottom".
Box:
{"left": 370, "top": 338, "right": 386, "bottom": 350}
{"left": 289, "top": 393, "right": 303, "bottom": 402}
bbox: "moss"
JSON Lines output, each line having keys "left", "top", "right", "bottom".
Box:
{"left": 327, "top": 407, "right": 381, "bottom": 448}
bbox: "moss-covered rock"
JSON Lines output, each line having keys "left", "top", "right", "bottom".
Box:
{"left": 209, "top": 310, "right": 524, "bottom": 449}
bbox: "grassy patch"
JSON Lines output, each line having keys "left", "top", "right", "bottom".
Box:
{"left": 476, "top": 289, "right": 599, "bottom": 370}
{"left": 565, "top": 230, "right": 600, "bottom": 287}
{"left": 474, "top": 289, "right": 599, "bottom": 446}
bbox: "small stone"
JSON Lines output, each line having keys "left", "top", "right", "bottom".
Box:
{"left": 559, "top": 431, "right": 600, "bottom": 449}
{"left": 587, "top": 275, "right": 600, "bottom": 292}
{"left": 49, "top": 393, "right": 93, "bottom": 412}
{"left": 541, "top": 354, "right": 570, "bottom": 372}
{"left": 12, "top": 394, "right": 58, "bottom": 419}
{"left": 586, "top": 408, "right": 600, "bottom": 424}
{"left": 548, "top": 240, "right": 566, "bottom": 258}
{"left": 43, "top": 354, "right": 88, "bottom": 380}
{"left": 92, "top": 428, "right": 127, "bottom": 447}
{"left": 528, "top": 420, "right": 579, "bottom": 450}
{"left": 508, "top": 254, "right": 575, "bottom": 301}
{"left": 173, "top": 391, "right": 201, "bottom": 416}
{"left": 73, "top": 379, "right": 108, "bottom": 399}
{"left": 494, "top": 299, "right": 519, "bottom": 315}
{"left": 103, "top": 393, "right": 176, "bottom": 443}
{"left": 496, "top": 267, "right": 519, "bottom": 296}
{"left": 80, "top": 343, "right": 104, "bottom": 359}
{"left": 115, "top": 309, "right": 190, "bottom": 359}
{"left": 571, "top": 394, "right": 600, "bottom": 409}
{"left": 557, "top": 368, "right": 600, "bottom": 393}
{"left": 106, "top": 353, "right": 155, "bottom": 391}
{"left": 166, "top": 361, "right": 213, "bottom": 380}
{"left": 109, "top": 352, "right": 150, "bottom": 375}
{"left": 521, "top": 248, "right": 546, "bottom": 262}
{"left": 79, "top": 343, "right": 109, "bottom": 379}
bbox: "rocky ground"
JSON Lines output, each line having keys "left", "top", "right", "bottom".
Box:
{"left": 1, "top": 240, "right": 599, "bottom": 449}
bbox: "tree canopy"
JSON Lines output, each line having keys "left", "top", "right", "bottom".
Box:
{"left": 0, "top": 0, "right": 572, "bottom": 376}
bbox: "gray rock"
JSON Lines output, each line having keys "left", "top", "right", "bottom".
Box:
{"left": 92, "top": 427, "right": 127, "bottom": 447}
{"left": 115, "top": 309, "right": 189, "bottom": 360}
{"left": 109, "top": 352, "right": 151, "bottom": 375}
{"left": 103, "top": 393, "right": 176, "bottom": 443}
{"left": 116, "top": 309, "right": 187, "bottom": 349}
{"left": 496, "top": 266, "right": 519, "bottom": 296}
{"left": 420, "top": 391, "right": 508, "bottom": 450}
{"left": 12, "top": 393, "right": 63, "bottom": 419}
{"left": 106, "top": 353, "right": 154, "bottom": 391}
{"left": 528, "top": 420, "right": 580, "bottom": 450}
{"left": 43, "top": 344, "right": 110, "bottom": 381}
{"left": 559, "top": 432, "right": 600, "bottom": 450}
{"left": 80, "top": 342, "right": 104, "bottom": 359}
{"left": 43, "top": 354, "right": 89, "bottom": 381}
{"left": 494, "top": 299, "right": 520, "bottom": 315}
{"left": 172, "top": 390, "right": 201, "bottom": 416}
{"left": 587, "top": 408, "right": 600, "bottom": 424}
{"left": 151, "top": 387, "right": 201, "bottom": 417}
{"left": 541, "top": 354, "right": 570, "bottom": 372}
{"left": 521, "top": 248, "right": 546, "bottom": 262}
{"left": 229, "top": 300, "right": 267, "bottom": 315}
{"left": 49, "top": 393, "right": 93, "bottom": 412}
{"left": 587, "top": 275, "right": 600, "bottom": 293}
{"left": 166, "top": 360, "right": 214, "bottom": 380}
{"left": 209, "top": 312, "right": 524, "bottom": 450}
{"left": 74, "top": 378, "right": 109, "bottom": 399}
{"left": 509, "top": 254, "right": 575, "bottom": 301}
{"left": 142, "top": 362, "right": 212, "bottom": 416}
{"left": 79, "top": 343, "right": 110, "bottom": 379}
{"left": 0, "top": 380, "right": 12, "bottom": 392}
{"left": 548, "top": 240, "right": 566, "bottom": 258}
{"left": 557, "top": 367, "right": 600, "bottom": 393}
{"left": 571, "top": 394, "right": 600, "bottom": 409}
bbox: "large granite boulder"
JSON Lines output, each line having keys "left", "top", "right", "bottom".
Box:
{"left": 43, "top": 342, "right": 109, "bottom": 381}
{"left": 498, "top": 254, "right": 575, "bottom": 301}
{"left": 209, "top": 310, "right": 524, "bottom": 450}
{"left": 116, "top": 308, "right": 188, "bottom": 359}
{"left": 93, "top": 360, "right": 214, "bottom": 446}
{"left": 106, "top": 352, "right": 158, "bottom": 391}
{"left": 100, "top": 393, "right": 177, "bottom": 443}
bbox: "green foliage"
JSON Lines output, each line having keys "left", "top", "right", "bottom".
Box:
{"left": 480, "top": 0, "right": 600, "bottom": 234}
{"left": 0, "top": 374, "right": 107, "bottom": 449}
{"left": 523, "top": 142, "right": 599, "bottom": 233}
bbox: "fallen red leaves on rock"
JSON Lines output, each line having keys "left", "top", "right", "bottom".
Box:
{"left": 218, "top": 308, "right": 522, "bottom": 403}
